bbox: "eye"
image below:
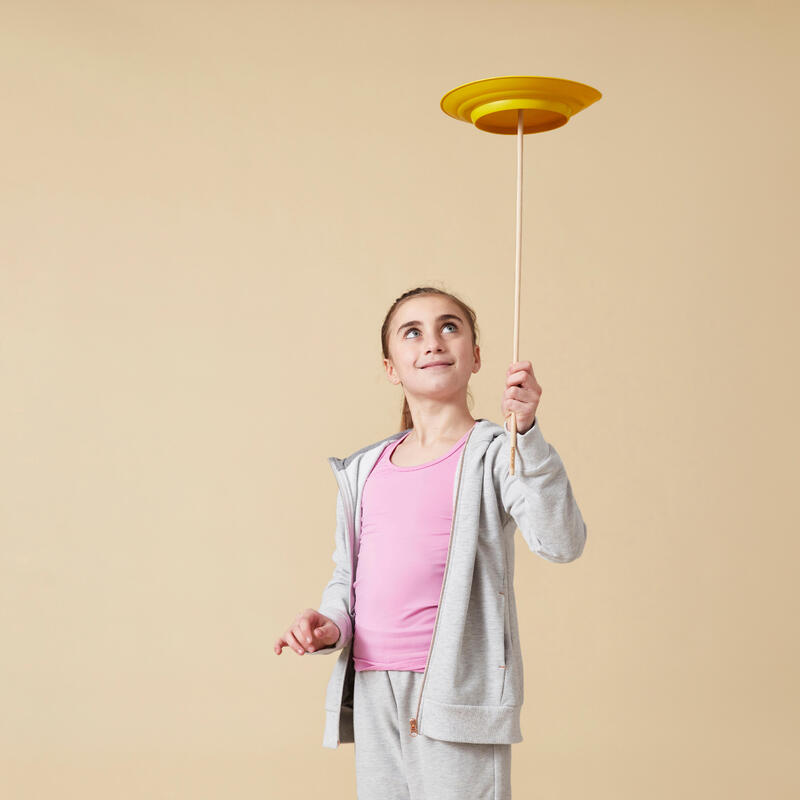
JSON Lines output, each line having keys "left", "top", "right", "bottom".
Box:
{"left": 404, "top": 322, "right": 458, "bottom": 339}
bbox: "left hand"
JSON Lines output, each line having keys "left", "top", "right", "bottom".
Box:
{"left": 501, "top": 360, "right": 541, "bottom": 436}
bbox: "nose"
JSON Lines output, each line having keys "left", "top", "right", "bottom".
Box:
{"left": 426, "top": 337, "right": 446, "bottom": 354}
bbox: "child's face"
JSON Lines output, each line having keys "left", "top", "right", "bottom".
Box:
{"left": 383, "top": 295, "right": 481, "bottom": 404}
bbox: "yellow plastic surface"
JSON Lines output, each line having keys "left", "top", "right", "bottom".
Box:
{"left": 440, "top": 75, "right": 601, "bottom": 134}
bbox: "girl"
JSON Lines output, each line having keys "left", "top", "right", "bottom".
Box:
{"left": 275, "top": 286, "right": 587, "bottom": 799}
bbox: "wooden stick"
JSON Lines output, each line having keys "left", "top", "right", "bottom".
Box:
{"left": 509, "top": 109, "right": 523, "bottom": 475}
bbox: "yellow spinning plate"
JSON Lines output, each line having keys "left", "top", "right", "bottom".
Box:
{"left": 441, "top": 75, "right": 601, "bottom": 134}
{"left": 441, "top": 75, "right": 601, "bottom": 473}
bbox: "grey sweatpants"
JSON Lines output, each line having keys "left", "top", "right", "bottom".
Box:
{"left": 353, "top": 669, "right": 512, "bottom": 800}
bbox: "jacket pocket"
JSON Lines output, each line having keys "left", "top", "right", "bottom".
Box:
{"left": 498, "top": 589, "right": 509, "bottom": 700}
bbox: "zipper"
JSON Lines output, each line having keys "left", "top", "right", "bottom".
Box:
{"left": 328, "top": 457, "right": 357, "bottom": 623}
{"left": 409, "top": 423, "right": 475, "bottom": 736}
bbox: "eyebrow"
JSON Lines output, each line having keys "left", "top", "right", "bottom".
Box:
{"left": 396, "top": 314, "right": 463, "bottom": 336}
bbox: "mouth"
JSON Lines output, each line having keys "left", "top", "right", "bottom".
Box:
{"left": 421, "top": 362, "right": 454, "bottom": 369}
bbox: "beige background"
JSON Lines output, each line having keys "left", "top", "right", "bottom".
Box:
{"left": 2, "top": 1, "right": 798, "bottom": 797}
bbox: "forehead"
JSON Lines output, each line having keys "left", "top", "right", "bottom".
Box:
{"left": 395, "top": 294, "right": 461, "bottom": 319}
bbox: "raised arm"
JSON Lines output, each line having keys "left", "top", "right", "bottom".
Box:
{"left": 487, "top": 418, "right": 587, "bottom": 563}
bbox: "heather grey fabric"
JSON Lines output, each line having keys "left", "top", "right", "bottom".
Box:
{"left": 353, "top": 669, "right": 512, "bottom": 800}
{"left": 309, "top": 417, "right": 587, "bottom": 750}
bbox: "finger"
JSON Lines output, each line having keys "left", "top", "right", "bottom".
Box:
{"left": 274, "top": 638, "right": 286, "bottom": 655}
{"left": 505, "top": 386, "right": 533, "bottom": 404}
{"left": 298, "top": 617, "right": 316, "bottom": 651}
{"left": 506, "top": 366, "right": 536, "bottom": 383}
{"left": 506, "top": 375, "right": 530, "bottom": 392}
{"left": 503, "top": 394, "right": 527, "bottom": 410}
{"left": 285, "top": 629, "right": 306, "bottom": 655}
{"left": 507, "top": 369, "right": 533, "bottom": 388}
{"left": 510, "top": 379, "right": 542, "bottom": 402}
{"left": 293, "top": 626, "right": 312, "bottom": 653}
{"left": 293, "top": 625, "right": 314, "bottom": 653}
{"left": 507, "top": 360, "right": 532, "bottom": 375}
{"left": 504, "top": 397, "right": 533, "bottom": 414}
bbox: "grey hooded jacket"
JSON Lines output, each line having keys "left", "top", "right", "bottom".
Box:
{"left": 308, "top": 417, "right": 587, "bottom": 749}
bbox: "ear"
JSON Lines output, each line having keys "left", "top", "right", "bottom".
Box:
{"left": 472, "top": 345, "right": 481, "bottom": 373}
{"left": 383, "top": 358, "right": 401, "bottom": 385}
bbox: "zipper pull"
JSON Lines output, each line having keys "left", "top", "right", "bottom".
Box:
{"left": 409, "top": 718, "right": 418, "bottom": 736}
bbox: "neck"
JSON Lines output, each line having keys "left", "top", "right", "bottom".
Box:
{"left": 405, "top": 404, "right": 476, "bottom": 448}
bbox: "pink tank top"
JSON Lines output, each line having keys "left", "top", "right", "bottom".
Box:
{"left": 352, "top": 424, "right": 474, "bottom": 672}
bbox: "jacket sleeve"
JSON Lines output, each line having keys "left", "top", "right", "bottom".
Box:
{"left": 308, "top": 488, "right": 354, "bottom": 655}
{"left": 488, "top": 417, "right": 587, "bottom": 563}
